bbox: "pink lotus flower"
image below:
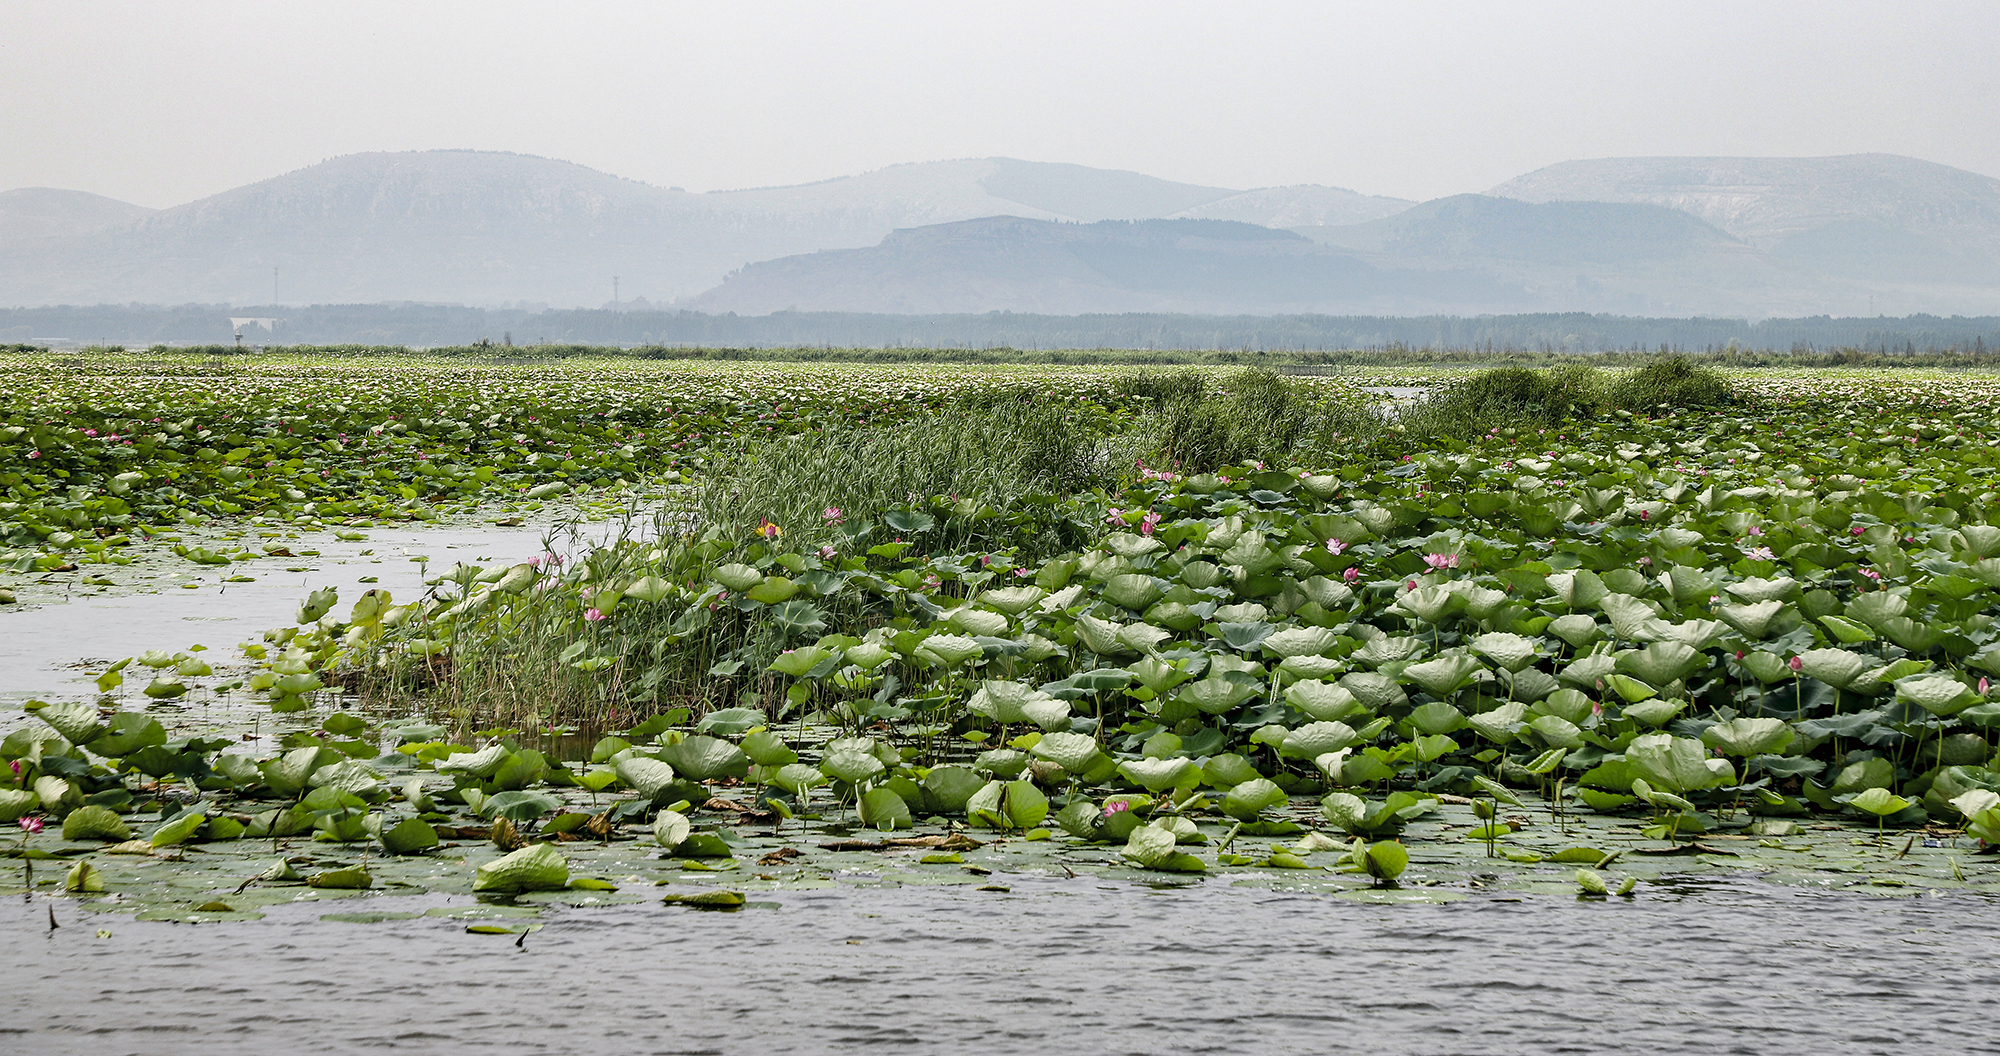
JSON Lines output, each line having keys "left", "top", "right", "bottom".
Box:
{"left": 822, "top": 507, "right": 844, "bottom": 524}
{"left": 18, "top": 816, "right": 43, "bottom": 835}
{"left": 1747, "top": 525, "right": 1762, "bottom": 536}
{"left": 1106, "top": 508, "right": 1125, "bottom": 526}
{"left": 583, "top": 608, "right": 607, "bottom": 622}
{"left": 1851, "top": 526, "right": 1866, "bottom": 537}
{"left": 1980, "top": 677, "right": 1991, "bottom": 696}
{"left": 1101, "top": 800, "right": 1132, "bottom": 818}
{"left": 1861, "top": 568, "right": 1882, "bottom": 581}
{"left": 1343, "top": 568, "right": 1360, "bottom": 584}
{"left": 1743, "top": 546, "right": 1775, "bottom": 562}
{"left": 1788, "top": 655, "right": 1803, "bottom": 672}
{"left": 1140, "top": 511, "right": 1162, "bottom": 536}
{"left": 1423, "top": 553, "right": 1460, "bottom": 571}
{"left": 1639, "top": 510, "right": 1649, "bottom": 521}
{"left": 819, "top": 545, "right": 837, "bottom": 559}
{"left": 1324, "top": 538, "right": 1347, "bottom": 556}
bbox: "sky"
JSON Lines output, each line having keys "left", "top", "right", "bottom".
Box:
{"left": 4, "top": 0, "right": 1997, "bottom": 209}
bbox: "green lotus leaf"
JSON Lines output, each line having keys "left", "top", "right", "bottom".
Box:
{"left": 1499, "top": 666, "right": 1560, "bottom": 702}
{"left": 1559, "top": 652, "right": 1617, "bottom": 690}
{"left": 657, "top": 735, "right": 750, "bottom": 781}
{"left": 1466, "top": 701, "right": 1527, "bottom": 744}
{"left": 949, "top": 607, "right": 1011, "bottom": 637}
{"left": 923, "top": 633, "right": 986, "bottom": 665}
{"left": 1285, "top": 679, "right": 1363, "bottom": 722}
{"left": 820, "top": 747, "right": 887, "bottom": 785}
{"left": 1547, "top": 615, "right": 1603, "bottom": 649}
{"left": 1120, "top": 824, "right": 1179, "bottom": 868}
{"left": 1119, "top": 756, "right": 1201, "bottom": 792}
{"left": 1102, "top": 573, "right": 1165, "bottom": 612}
{"left": 1896, "top": 674, "right": 1977, "bottom": 717}
{"left": 473, "top": 843, "right": 569, "bottom": 893}
{"left": 480, "top": 790, "right": 564, "bottom": 822}
{"left": 1617, "top": 641, "right": 1706, "bottom": 686}
{"left": 975, "top": 749, "right": 1030, "bottom": 779}
{"left": 1403, "top": 654, "right": 1486, "bottom": 696}
{"left": 1176, "top": 676, "right": 1257, "bottom": 715}
{"left": 1819, "top": 614, "right": 1877, "bottom": 643}
{"left": 1222, "top": 778, "right": 1287, "bottom": 820}
{"left": 1202, "top": 753, "right": 1263, "bottom": 789}
{"left": 1796, "top": 648, "right": 1871, "bottom": 689}
{"left": 613, "top": 756, "right": 679, "bottom": 801}
{"left": 1716, "top": 599, "right": 1789, "bottom": 639}
{"left": 1528, "top": 715, "right": 1584, "bottom": 751}
{"left": 739, "top": 730, "right": 798, "bottom": 767}
{"left": 308, "top": 866, "right": 374, "bottom": 890}
{"left": 151, "top": 810, "right": 207, "bottom": 848}
{"left": 1844, "top": 592, "right": 1908, "bottom": 630}
{"left": 1701, "top": 717, "right": 1795, "bottom": 757}
{"left": 712, "top": 563, "right": 764, "bottom": 592}
{"left": 1601, "top": 594, "right": 1665, "bottom": 640}
{"left": 0, "top": 788, "right": 38, "bottom": 823}
{"left": 920, "top": 765, "right": 984, "bottom": 813}
{"left": 1547, "top": 570, "right": 1609, "bottom": 610}
{"left": 773, "top": 763, "right": 827, "bottom": 796}
{"left": 380, "top": 818, "right": 440, "bottom": 855}
{"left": 768, "top": 645, "right": 833, "bottom": 677}
{"left": 1626, "top": 733, "right": 1732, "bottom": 793}
{"left": 1407, "top": 701, "right": 1465, "bottom": 736}
{"left": 1394, "top": 586, "right": 1463, "bottom": 624}
{"left": 653, "top": 809, "right": 692, "bottom": 849}
{"left": 1263, "top": 625, "right": 1338, "bottom": 659}
{"left": 1832, "top": 756, "right": 1895, "bottom": 795}
{"left": 1602, "top": 673, "right": 1657, "bottom": 702}
{"left": 1726, "top": 577, "right": 1799, "bottom": 604}
{"left": 35, "top": 701, "right": 103, "bottom": 746}
{"left": 1339, "top": 671, "right": 1409, "bottom": 710}
{"left": 1849, "top": 787, "right": 1911, "bottom": 818}
{"left": 1471, "top": 632, "right": 1539, "bottom": 672}
{"left": 1353, "top": 636, "right": 1426, "bottom": 668}
{"left": 1071, "top": 613, "right": 1128, "bottom": 656}
{"left": 859, "top": 787, "right": 914, "bottom": 831}
{"left": 980, "top": 585, "right": 1048, "bottom": 615}
{"left": 1104, "top": 532, "right": 1165, "bottom": 559}
{"left": 436, "top": 743, "right": 510, "bottom": 779}
{"left": 1030, "top": 732, "right": 1106, "bottom": 775}
{"left": 1280, "top": 721, "right": 1358, "bottom": 759}
{"left": 62, "top": 805, "right": 132, "bottom": 842}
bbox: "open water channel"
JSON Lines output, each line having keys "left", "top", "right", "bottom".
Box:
{"left": 3, "top": 518, "right": 1997, "bottom": 1055}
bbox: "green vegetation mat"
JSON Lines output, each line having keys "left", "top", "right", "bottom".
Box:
{"left": 7, "top": 354, "right": 2000, "bottom": 915}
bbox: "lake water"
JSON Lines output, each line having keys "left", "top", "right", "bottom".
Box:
{"left": 2, "top": 873, "right": 1994, "bottom": 1055}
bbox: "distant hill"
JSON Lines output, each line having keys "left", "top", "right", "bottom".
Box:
{"left": 685, "top": 216, "right": 1520, "bottom": 315}
{"left": 1488, "top": 154, "right": 2000, "bottom": 287}
{"left": 1173, "top": 185, "right": 1415, "bottom": 228}
{"left": 0, "top": 152, "right": 1319, "bottom": 307}
{"left": 0, "top": 188, "right": 155, "bottom": 244}
{"left": 3, "top": 149, "right": 1997, "bottom": 315}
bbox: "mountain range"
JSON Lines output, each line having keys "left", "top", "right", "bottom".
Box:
{"left": 2, "top": 150, "right": 1996, "bottom": 317}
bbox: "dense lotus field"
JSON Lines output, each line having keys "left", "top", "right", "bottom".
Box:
{"left": 9, "top": 358, "right": 2000, "bottom": 918}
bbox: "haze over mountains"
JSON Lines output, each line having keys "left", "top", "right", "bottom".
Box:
{"left": 3, "top": 150, "right": 1996, "bottom": 317}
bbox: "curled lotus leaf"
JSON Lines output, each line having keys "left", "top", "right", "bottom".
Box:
{"left": 1471, "top": 632, "right": 1539, "bottom": 672}
{"left": 1546, "top": 570, "right": 1609, "bottom": 610}
{"left": 436, "top": 744, "right": 510, "bottom": 779}
{"left": 1406, "top": 701, "right": 1465, "bottom": 737}
{"left": 1278, "top": 654, "right": 1343, "bottom": 680}
{"left": 1547, "top": 615, "right": 1603, "bottom": 650}
{"left": 1896, "top": 674, "right": 1977, "bottom": 717}
{"left": 923, "top": 634, "right": 986, "bottom": 665}
{"left": 654, "top": 809, "right": 692, "bottom": 849}
{"left": 820, "top": 748, "right": 887, "bottom": 786}
{"left": 1280, "top": 721, "right": 1359, "bottom": 759}
{"left": 657, "top": 735, "right": 750, "bottom": 781}
{"left": 711, "top": 563, "right": 764, "bottom": 592}
{"left": 1726, "top": 577, "right": 1800, "bottom": 604}
{"left": 968, "top": 680, "right": 1062, "bottom": 724}
{"left": 1285, "top": 679, "right": 1364, "bottom": 722}
{"left": 1353, "top": 636, "right": 1425, "bottom": 668}
{"left": 1466, "top": 701, "right": 1526, "bottom": 744}
{"left": 1117, "top": 757, "right": 1201, "bottom": 792}
{"left": 979, "top": 585, "right": 1047, "bottom": 615}
{"left": 1221, "top": 777, "right": 1287, "bottom": 820}
{"left": 1844, "top": 592, "right": 1908, "bottom": 630}
{"left": 613, "top": 757, "right": 678, "bottom": 801}
{"left": 1393, "top": 586, "right": 1463, "bottom": 624}
{"left": 1403, "top": 654, "right": 1487, "bottom": 696}
{"left": 1262, "top": 625, "right": 1339, "bottom": 659}
{"left": 1176, "top": 676, "right": 1257, "bottom": 715}
{"left": 1716, "top": 600, "right": 1790, "bottom": 639}
{"left": 1701, "top": 717, "right": 1796, "bottom": 757}
{"left": 1499, "top": 666, "right": 1560, "bottom": 702}
{"left": 1071, "top": 614, "right": 1128, "bottom": 656}
{"left": 1339, "top": 671, "right": 1408, "bottom": 711}
{"left": 1030, "top": 731, "right": 1106, "bottom": 774}
{"left": 1796, "top": 649, "right": 1872, "bottom": 689}
{"left": 1626, "top": 733, "right": 1733, "bottom": 793}
{"left": 1102, "top": 573, "right": 1165, "bottom": 612}
{"left": 1616, "top": 641, "right": 1706, "bottom": 686}
{"left": 949, "top": 607, "right": 1010, "bottom": 637}
{"left": 473, "top": 842, "right": 569, "bottom": 894}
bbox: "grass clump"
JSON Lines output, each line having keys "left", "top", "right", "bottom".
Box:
{"left": 1608, "top": 355, "right": 1733, "bottom": 411}
{"left": 1400, "top": 363, "right": 1608, "bottom": 439}
{"left": 1152, "top": 368, "right": 1375, "bottom": 472}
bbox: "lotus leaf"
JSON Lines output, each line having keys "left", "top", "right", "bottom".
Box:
{"left": 1796, "top": 649, "right": 1872, "bottom": 689}
{"left": 1832, "top": 757, "right": 1895, "bottom": 795}
{"left": 1282, "top": 721, "right": 1359, "bottom": 760}
{"left": 1222, "top": 778, "right": 1286, "bottom": 819}
{"left": 1702, "top": 717, "right": 1796, "bottom": 757}
{"left": 1849, "top": 787, "right": 1911, "bottom": 818}
{"left": 1528, "top": 715, "right": 1584, "bottom": 751}
{"left": 1466, "top": 702, "right": 1526, "bottom": 744}
{"left": 1617, "top": 641, "right": 1706, "bottom": 686}
{"left": 1285, "top": 679, "right": 1363, "bottom": 722}
{"left": 1202, "top": 753, "right": 1262, "bottom": 789}
{"left": 1717, "top": 600, "right": 1789, "bottom": 639}
{"left": 859, "top": 787, "right": 914, "bottom": 830}
{"left": 1406, "top": 701, "right": 1465, "bottom": 736}
{"left": 1727, "top": 577, "right": 1799, "bottom": 604}
{"left": 1403, "top": 654, "right": 1486, "bottom": 696}
{"left": 657, "top": 735, "right": 750, "bottom": 781}
{"left": 1176, "top": 676, "right": 1257, "bottom": 715}
{"left": 61, "top": 805, "right": 131, "bottom": 841}
{"left": 1339, "top": 671, "right": 1408, "bottom": 710}
{"left": 712, "top": 563, "right": 764, "bottom": 592}
{"left": 1263, "top": 625, "right": 1338, "bottom": 659}
{"left": 1626, "top": 733, "right": 1733, "bottom": 793}
{"left": 1471, "top": 632, "right": 1538, "bottom": 672}
{"left": 1030, "top": 732, "right": 1106, "bottom": 775}
{"left": 820, "top": 748, "right": 887, "bottom": 786}
{"left": 0, "top": 788, "right": 37, "bottom": 822}
{"left": 151, "top": 810, "right": 207, "bottom": 848}
{"left": 436, "top": 743, "right": 510, "bottom": 779}
{"left": 1547, "top": 614, "right": 1604, "bottom": 649}
{"left": 308, "top": 866, "right": 374, "bottom": 890}
{"left": 481, "top": 791, "right": 564, "bottom": 822}
{"left": 1119, "top": 756, "right": 1201, "bottom": 792}
{"left": 1896, "top": 675, "right": 1976, "bottom": 717}
{"left": 64, "top": 860, "right": 105, "bottom": 893}
{"left": 1120, "top": 824, "right": 1179, "bottom": 868}
{"left": 949, "top": 607, "right": 1010, "bottom": 637}
{"left": 381, "top": 818, "right": 440, "bottom": 854}
{"left": 35, "top": 701, "right": 103, "bottom": 746}
{"left": 473, "top": 843, "right": 569, "bottom": 893}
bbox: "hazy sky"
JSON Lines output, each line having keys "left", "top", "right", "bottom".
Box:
{"left": 5, "top": 0, "right": 1996, "bottom": 208}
